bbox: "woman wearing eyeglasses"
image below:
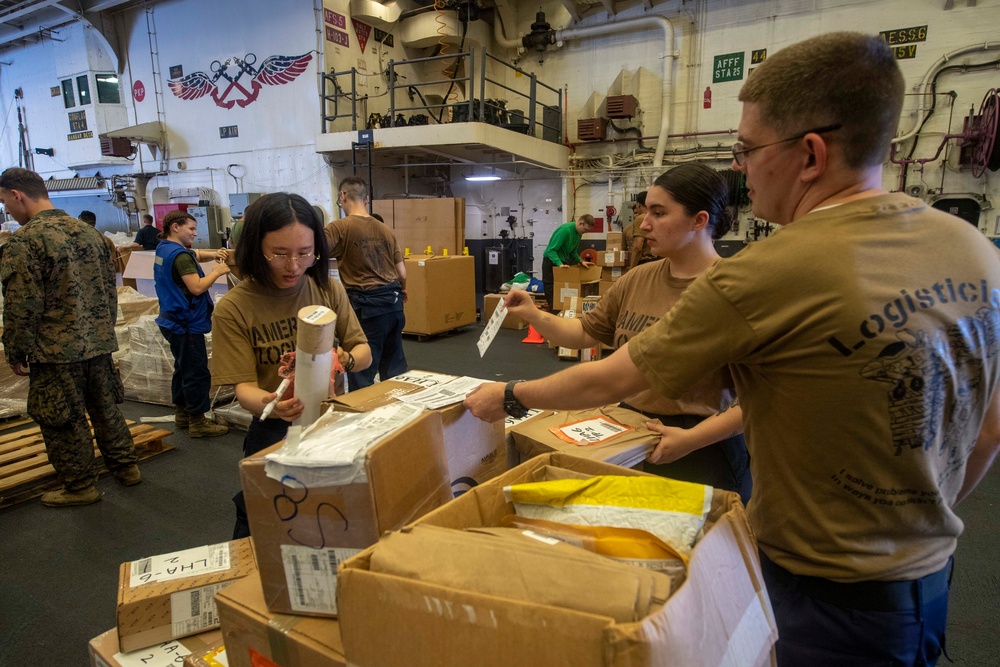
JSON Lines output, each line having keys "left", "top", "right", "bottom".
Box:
{"left": 154, "top": 209, "right": 231, "bottom": 438}
{"left": 212, "top": 192, "right": 372, "bottom": 537}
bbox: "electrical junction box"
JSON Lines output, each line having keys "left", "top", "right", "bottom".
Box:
{"left": 577, "top": 117, "right": 607, "bottom": 141}
{"left": 228, "top": 192, "right": 263, "bottom": 219}
{"left": 100, "top": 137, "right": 132, "bottom": 158}
{"left": 606, "top": 95, "right": 639, "bottom": 119}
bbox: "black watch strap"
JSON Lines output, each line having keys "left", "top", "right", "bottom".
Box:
{"left": 504, "top": 380, "right": 529, "bottom": 418}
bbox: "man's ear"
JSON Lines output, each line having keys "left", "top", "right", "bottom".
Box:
{"left": 800, "top": 133, "right": 829, "bottom": 183}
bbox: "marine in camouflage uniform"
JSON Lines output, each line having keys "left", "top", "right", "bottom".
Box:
{"left": 0, "top": 168, "right": 138, "bottom": 505}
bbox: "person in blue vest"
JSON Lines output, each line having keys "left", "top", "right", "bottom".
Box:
{"left": 154, "top": 210, "right": 231, "bottom": 437}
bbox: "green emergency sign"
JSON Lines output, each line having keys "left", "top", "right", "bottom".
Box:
{"left": 713, "top": 52, "right": 745, "bottom": 83}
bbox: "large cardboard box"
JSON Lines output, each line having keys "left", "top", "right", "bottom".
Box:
{"left": 482, "top": 293, "right": 539, "bottom": 330}
{"left": 403, "top": 255, "right": 476, "bottom": 335}
{"left": 241, "top": 410, "right": 451, "bottom": 617}
{"left": 504, "top": 409, "right": 553, "bottom": 469}
{"left": 596, "top": 249, "right": 628, "bottom": 267}
{"left": 378, "top": 197, "right": 466, "bottom": 256}
{"left": 510, "top": 406, "right": 660, "bottom": 468}
{"left": 332, "top": 371, "right": 506, "bottom": 497}
{"left": 116, "top": 538, "right": 256, "bottom": 652}
{"left": 553, "top": 280, "right": 599, "bottom": 307}
{"left": 89, "top": 628, "right": 223, "bottom": 667}
{"left": 216, "top": 572, "right": 346, "bottom": 667}
{"left": 602, "top": 266, "right": 624, "bottom": 282}
{"left": 606, "top": 231, "right": 624, "bottom": 250}
{"left": 552, "top": 264, "right": 602, "bottom": 283}
{"left": 337, "top": 453, "right": 777, "bottom": 667}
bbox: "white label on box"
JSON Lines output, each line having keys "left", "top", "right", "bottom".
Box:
{"left": 130, "top": 543, "right": 231, "bottom": 587}
{"left": 558, "top": 287, "right": 579, "bottom": 302}
{"left": 397, "top": 376, "right": 489, "bottom": 409}
{"left": 281, "top": 544, "right": 362, "bottom": 615}
{"left": 612, "top": 267, "right": 622, "bottom": 279}
{"left": 556, "top": 416, "right": 631, "bottom": 445}
{"left": 302, "top": 306, "right": 332, "bottom": 323}
{"left": 477, "top": 297, "right": 507, "bottom": 357}
{"left": 504, "top": 408, "right": 543, "bottom": 430}
{"left": 113, "top": 638, "right": 193, "bottom": 667}
{"left": 391, "top": 369, "right": 456, "bottom": 387}
{"left": 603, "top": 252, "right": 614, "bottom": 264}
{"left": 169, "top": 581, "right": 232, "bottom": 637}
{"left": 718, "top": 594, "right": 773, "bottom": 667}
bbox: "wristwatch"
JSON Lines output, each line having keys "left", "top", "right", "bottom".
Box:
{"left": 504, "top": 380, "right": 529, "bottom": 419}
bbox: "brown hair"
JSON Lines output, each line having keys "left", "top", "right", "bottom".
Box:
{"left": 738, "top": 32, "right": 903, "bottom": 169}
{"left": 160, "top": 210, "right": 195, "bottom": 240}
{"left": 338, "top": 176, "right": 369, "bottom": 203}
{"left": 0, "top": 167, "right": 48, "bottom": 200}
{"left": 653, "top": 165, "right": 733, "bottom": 240}
{"left": 577, "top": 213, "right": 595, "bottom": 229}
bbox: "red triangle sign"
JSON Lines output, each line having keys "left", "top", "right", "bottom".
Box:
{"left": 352, "top": 18, "right": 371, "bottom": 53}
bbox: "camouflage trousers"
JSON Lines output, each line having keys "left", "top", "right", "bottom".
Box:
{"left": 28, "top": 355, "right": 137, "bottom": 491}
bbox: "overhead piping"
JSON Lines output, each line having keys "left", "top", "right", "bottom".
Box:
{"left": 553, "top": 15, "right": 677, "bottom": 167}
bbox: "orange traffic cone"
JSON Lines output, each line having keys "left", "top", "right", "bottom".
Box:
{"left": 522, "top": 325, "right": 545, "bottom": 344}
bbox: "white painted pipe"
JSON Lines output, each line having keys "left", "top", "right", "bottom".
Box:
{"left": 294, "top": 305, "right": 337, "bottom": 428}
{"left": 556, "top": 15, "right": 676, "bottom": 167}
{"left": 493, "top": 13, "right": 523, "bottom": 51}
{"left": 893, "top": 41, "right": 1000, "bottom": 144}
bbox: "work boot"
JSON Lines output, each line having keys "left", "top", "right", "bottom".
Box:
{"left": 189, "top": 414, "right": 229, "bottom": 438}
{"left": 113, "top": 464, "right": 142, "bottom": 486}
{"left": 40, "top": 486, "right": 102, "bottom": 507}
{"left": 174, "top": 405, "right": 190, "bottom": 429}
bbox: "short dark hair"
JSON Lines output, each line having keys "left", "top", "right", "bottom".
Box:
{"left": 143, "top": 214, "right": 154, "bottom": 224}
{"left": 236, "top": 192, "right": 329, "bottom": 290}
{"left": 0, "top": 167, "right": 48, "bottom": 200}
{"left": 739, "top": 32, "right": 904, "bottom": 169}
{"left": 635, "top": 191, "right": 647, "bottom": 207}
{"left": 338, "top": 176, "right": 368, "bottom": 203}
{"left": 78, "top": 210, "right": 97, "bottom": 225}
{"left": 652, "top": 164, "right": 733, "bottom": 239}
{"left": 371, "top": 213, "right": 385, "bottom": 223}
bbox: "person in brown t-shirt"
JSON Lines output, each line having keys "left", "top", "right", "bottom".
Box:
{"left": 622, "top": 192, "right": 656, "bottom": 270}
{"left": 504, "top": 164, "right": 750, "bottom": 502}
{"left": 324, "top": 176, "right": 407, "bottom": 389}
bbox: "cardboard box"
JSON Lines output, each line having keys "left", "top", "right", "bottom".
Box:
{"left": 89, "top": 628, "right": 223, "bottom": 667}
{"left": 482, "top": 293, "right": 538, "bottom": 330}
{"left": 560, "top": 295, "right": 601, "bottom": 315}
{"left": 504, "top": 409, "right": 553, "bottom": 469}
{"left": 116, "top": 539, "right": 256, "bottom": 652}
{"left": 380, "top": 197, "right": 466, "bottom": 256}
{"left": 556, "top": 298, "right": 601, "bottom": 361}
{"left": 183, "top": 637, "right": 227, "bottom": 667}
{"left": 403, "top": 255, "right": 476, "bottom": 335}
{"left": 510, "top": 406, "right": 660, "bottom": 469}
{"left": 241, "top": 410, "right": 451, "bottom": 617}
{"left": 601, "top": 266, "right": 624, "bottom": 282}
{"left": 552, "top": 264, "right": 601, "bottom": 284}
{"left": 122, "top": 251, "right": 228, "bottom": 301}
{"left": 216, "top": 572, "right": 346, "bottom": 667}
{"left": 606, "top": 231, "right": 623, "bottom": 248}
{"left": 337, "top": 454, "right": 777, "bottom": 667}
{"left": 553, "top": 280, "right": 599, "bottom": 306}
{"left": 331, "top": 371, "right": 507, "bottom": 497}
{"left": 596, "top": 250, "right": 628, "bottom": 267}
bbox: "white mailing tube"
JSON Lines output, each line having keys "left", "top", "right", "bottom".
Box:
{"left": 293, "top": 305, "right": 337, "bottom": 428}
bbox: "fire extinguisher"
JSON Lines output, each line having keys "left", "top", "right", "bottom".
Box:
{"left": 704, "top": 86, "right": 712, "bottom": 109}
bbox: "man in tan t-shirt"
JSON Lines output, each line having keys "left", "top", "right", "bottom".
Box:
{"left": 325, "top": 176, "right": 407, "bottom": 388}
{"left": 466, "top": 33, "right": 1000, "bottom": 665}
{"left": 622, "top": 192, "right": 655, "bottom": 270}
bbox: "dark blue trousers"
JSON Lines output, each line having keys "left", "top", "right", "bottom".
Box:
{"left": 159, "top": 327, "right": 211, "bottom": 415}
{"left": 232, "top": 417, "right": 289, "bottom": 539}
{"left": 346, "top": 284, "right": 407, "bottom": 389}
{"left": 761, "top": 551, "right": 951, "bottom": 666}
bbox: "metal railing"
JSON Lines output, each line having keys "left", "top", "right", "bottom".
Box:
{"left": 319, "top": 48, "right": 563, "bottom": 143}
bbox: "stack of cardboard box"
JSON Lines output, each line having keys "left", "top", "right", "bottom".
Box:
{"left": 551, "top": 264, "right": 601, "bottom": 310}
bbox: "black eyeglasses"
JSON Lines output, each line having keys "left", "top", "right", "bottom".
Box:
{"left": 731, "top": 123, "right": 842, "bottom": 166}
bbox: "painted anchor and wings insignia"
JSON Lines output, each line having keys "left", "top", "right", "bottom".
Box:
{"left": 168, "top": 52, "right": 312, "bottom": 109}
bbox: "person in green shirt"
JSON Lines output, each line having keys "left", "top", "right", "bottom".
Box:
{"left": 541, "top": 214, "right": 595, "bottom": 310}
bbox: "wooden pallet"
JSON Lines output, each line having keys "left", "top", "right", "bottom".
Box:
{"left": 0, "top": 418, "right": 174, "bottom": 509}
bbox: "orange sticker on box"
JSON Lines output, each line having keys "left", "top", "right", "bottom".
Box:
{"left": 548, "top": 416, "right": 633, "bottom": 446}
{"left": 250, "top": 648, "right": 281, "bottom": 667}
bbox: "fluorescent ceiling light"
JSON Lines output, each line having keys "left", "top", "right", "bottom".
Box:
{"left": 465, "top": 174, "right": 501, "bottom": 181}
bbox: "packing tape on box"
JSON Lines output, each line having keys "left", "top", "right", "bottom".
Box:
{"left": 266, "top": 613, "right": 303, "bottom": 665}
